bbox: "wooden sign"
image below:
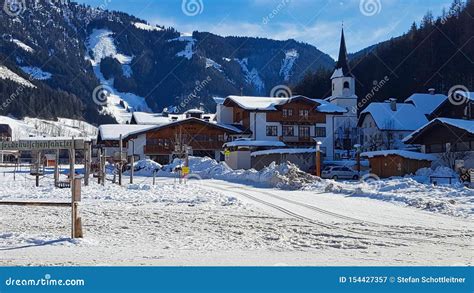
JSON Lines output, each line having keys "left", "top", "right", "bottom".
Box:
{"left": 0, "top": 139, "right": 85, "bottom": 151}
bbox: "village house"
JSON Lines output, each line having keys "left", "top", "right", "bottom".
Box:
{"left": 403, "top": 118, "right": 474, "bottom": 169}
{"left": 429, "top": 91, "right": 473, "bottom": 120}
{"left": 98, "top": 118, "right": 244, "bottom": 164}
{"left": 358, "top": 98, "right": 429, "bottom": 151}
{"left": 214, "top": 95, "right": 347, "bottom": 161}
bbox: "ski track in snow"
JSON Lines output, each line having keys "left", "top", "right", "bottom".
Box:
{"left": 279, "top": 49, "right": 299, "bottom": 81}
{"left": 235, "top": 58, "right": 265, "bottom": 93}
{"left": 0, "top": 166, "right": 472, "bottom": 266}
{"left": 85, "top": 29, "right": 150, "bottom": 123}
{"left": 0, "top": 66, "right": 36, "bottom": 88}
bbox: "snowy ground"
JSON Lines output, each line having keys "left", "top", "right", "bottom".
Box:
{"left": 0, "top": 163, "right": 473, "bottom": 266}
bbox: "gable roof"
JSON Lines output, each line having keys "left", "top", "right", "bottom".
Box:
{"left": 404, "top": 93, "right": 448, "bottom": 116}
{"left": 358, "top": 102, "right": 428, "bottom": 131}
{"left": 131, "top": 112, "right": 173, "bottom": 125}
{"left": 98, "top": 124, "right": 157, "bottom": 141}
{"left": 403, "top": 118, "right": 474, "bottom": 143}
{"left": 222, "top": 95, "right": 347, "bottom": 114}
{"left": 361, "top": 150, "right": 436, "bottom": 161}
{"left": 99, "top": 118, "right": 243, "bottom": 142}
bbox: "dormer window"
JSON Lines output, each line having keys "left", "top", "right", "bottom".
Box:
{"left": 343, "top": 81, "right": 350, "bottom": 89}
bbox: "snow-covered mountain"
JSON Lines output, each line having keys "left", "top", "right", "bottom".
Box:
{"left": 0, "top": 0, "right": 334, "bottom": 124}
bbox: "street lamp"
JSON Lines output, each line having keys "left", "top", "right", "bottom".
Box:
{"left": 313, "top": 139, "right": 322, "bottom": 177}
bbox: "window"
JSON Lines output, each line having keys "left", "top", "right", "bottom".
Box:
{"left": 266, "top": 126, "right": 278, "bottom": 136}
{"left": 315, "top": 127, "right": 326, "bottom": 137}
{"left": 299, "top": 109, "right": 309, "bottom": 118}
{"left": 282, "top": 109, "right": 288, "bottom": 118}
{"left": 426, "top": 143, "right": 446, "bottom": 153}
{"left": 343, "top": 81, "right": 350, "bottom": 89}
{"left": 299, "top": 126, "right": 310, "bottom": 138}
{"left": 282, "top": 126, "right": 294, "bottom": 136}
{"left": 288, "top": 109, "right": 293, "bottom": 116}
{"left": 332, "top": 83, "right": 335, "bottom": 91}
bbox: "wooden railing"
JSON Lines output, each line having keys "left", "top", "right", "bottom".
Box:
{"left": 144, "top": 141, "right": 226, "bottom": 154}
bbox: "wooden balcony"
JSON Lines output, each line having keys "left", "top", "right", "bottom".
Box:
{"left": 279, "top": 136, "right": 312, "bottom": 143}
{"left": 144, "top": 141, "right": 226, "bottom": 154}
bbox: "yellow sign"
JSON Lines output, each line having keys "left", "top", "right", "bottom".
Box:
{"left": 224, "top": 150, "right": 231, "bottom": 156}
{"left": 182, "top": 167, "right": 190, "bottom": 175}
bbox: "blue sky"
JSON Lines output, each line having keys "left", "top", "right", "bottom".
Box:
{"left": 76, "top": 0, "right": 454, "bottom": 58}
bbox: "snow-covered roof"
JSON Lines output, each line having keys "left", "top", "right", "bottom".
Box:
{"left": 325, "top": 94, "right": 358, "bottom": 102}
{"left": 404, "top": 93, "right": 448, "bottom": 115}
{"left": 403, "top": 118, "right": 474, "bottom": 143}
{"left": 251, "top": 148, "right": 317, "bottom": 157}
{"left": 185, "top": 108, "right": 205, "bottom": 114}
{"left": 330, "top": 68, "right": 344, "bottom": 79}
{"left": 98, "top": 124, "right": 157, "bottom": 141}
{"left": 359, "top": 102, "right": 428, "bottom": 131}
{"left": 222, "top": 95, "right": 346, "bottom": 113}
{"left": 224, "top": 140, "right": 286, "bottom": 148}
{"left": 361, "top": 150, "right": 436, "bottom": 161}
{"left": 224, "top": 95, "right": 289, "bottom": 111}
{"left": 131, "top": 112, "right": 173, "bottom": 125}
{"left": 313, "top": 99, "right": 347, "bottom": 113}
{"left": 213, "top": 97, "right": 226, "bottom": 105}
{"left": 455, "top": 91, "right": 474, "bottom": 101}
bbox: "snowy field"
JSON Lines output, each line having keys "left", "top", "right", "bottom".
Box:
{"left": 0, "top": 160, "right": 473, "bottom": 266}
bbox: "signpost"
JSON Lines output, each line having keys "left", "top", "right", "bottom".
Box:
{"left": 0, "top": 137, "right": 87, "bottom": 238}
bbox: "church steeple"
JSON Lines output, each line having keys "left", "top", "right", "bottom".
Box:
{"left": 330, "top": 26, "right": 356, "bottom": 99}
{"left": 335, "top": 28, "right": 352, "bottom": 77}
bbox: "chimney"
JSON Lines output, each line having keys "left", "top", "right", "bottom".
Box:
{"left": 389, "top": 98, "right": 397, "bottom": 111}
{"left": 428, "top": 88, "right": 435, "bottom": 95}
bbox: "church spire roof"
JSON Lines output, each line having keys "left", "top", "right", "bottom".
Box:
{"left": 334, "top": 27, "right": 352, "bottom": 78}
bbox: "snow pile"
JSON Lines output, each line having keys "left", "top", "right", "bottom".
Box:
{"left": 414, "top": 166, "right": 459, "bottom": 184}
{"left": 304, "top": 170, "right": 474, "bottom": 218}
{"left": 235, "top": 58, "right": 265, "bottom": 93}
{"left": 0, "top": 66, "right": 36, "bottom": 88}
{"left": 125, "top": 159, "right": 162, "bottom": 176}
{"left": 160, "top": 157, "right": 320, "bottom": 189}
{"left": 20, "top": 66, "right": 52, "bottom": 80}
{"left": 279, "top": 49, "right": 299, "bottom": 81}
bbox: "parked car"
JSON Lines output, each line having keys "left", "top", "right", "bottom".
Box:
{"left": 321, "top": 166, "right": 359, "bottom": 180}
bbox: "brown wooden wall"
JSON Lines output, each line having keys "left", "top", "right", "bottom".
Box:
{"left": 368, "top": 155, "right": 432, "bottom": 178}
{"left": 145, "top": 121, "right": 230, "bottom": 154}
{"left": 267, "top": 101, "right": 326, "bottom": 124}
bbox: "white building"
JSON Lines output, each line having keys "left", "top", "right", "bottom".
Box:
{"left": 324, "top": 28, "right": 359, "bottom": 158}
{"left": 358, "top": 99, "right": 429, "bottom": 151}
